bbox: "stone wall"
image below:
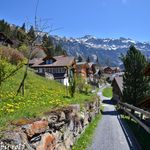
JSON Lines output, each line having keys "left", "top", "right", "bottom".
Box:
{"left": 0, "top": 97, "right": 100, "bottom": 150}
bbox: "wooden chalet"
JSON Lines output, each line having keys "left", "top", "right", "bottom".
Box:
{"left": 30, "top": 55, "right": 76, "bottom": 86}
{"left": 138, "top": 63, "right": 150, "bottom": 111}
{"left": 103, "top": 66, "right": 120, "bottom": 74}
{"left": 111, "top": 76, "right": 123, "bottom": 102}
{"left": 76, "top": 62, "right": 89, "bottom": 79}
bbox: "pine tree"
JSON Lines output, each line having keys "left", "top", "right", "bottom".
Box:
{"left": 96, "top": 56, "right": 99, "bottom": 64}
{"left": 42, "top": 35, "right": 54, "bottom": 56}
{"left": 0, "top": 19, "right": 11, "bottom": 37}
{"left": 77, "top": 55, "right": 83, "bottom": 62}
{"left": 27, "top": 26, "right": 35, "bottom": 41}
{"left": 55, "top": 44, "right": 63, "bottom": 56}
{"left": 121, "top": 45, "right": 150, "bottom": 106}
{"left": 86, "top": 56, "right": 90, "bottom": 63}
{"left": 55, "top": 44, "right": 66, "bottom": 56}
{"left": 21, "top": 23, "right": 26, "bottom": 32}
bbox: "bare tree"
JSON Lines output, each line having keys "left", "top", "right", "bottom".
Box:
{"left": 16, "top": 0, "right": 63, "bottom": 95}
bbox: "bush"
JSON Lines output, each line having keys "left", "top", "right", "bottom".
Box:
{"left": 76, "top": 76, "right": 92, "bottom": 94}
{"left": 0, "top": 46, "right": 24, "bottom": 65}
{"left": 84, "top": 84, "right": 92, "bottom": 94}
{"left": 76, "top": 76, "right": 86, "bottom": 93}
{"left": 18, "top": 44, "right": 29, "bottom": 57}
{"left": 0, "top": 59, "right": 16, "bottom": 85}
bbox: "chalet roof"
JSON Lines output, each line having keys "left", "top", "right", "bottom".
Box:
{"left": 114, "top": 76, "right": 123, "bottom": 93}
{"left": 102, "top": 66, "right": 119, "bottom": 70}
{"left": 32, "top": 56, "right": 75, "bottom": 68}
{"left": 144, "top": 63, "right": 150, "bottom": 76}
{"left": 29, "top": 58, "right": 43, "bottom": 65}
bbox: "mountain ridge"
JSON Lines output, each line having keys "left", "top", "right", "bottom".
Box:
{"left": 51, "top": 35, "right": 150, "bottom": 66}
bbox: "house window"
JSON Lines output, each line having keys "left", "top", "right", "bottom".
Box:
{"left": 46, "top": 59, "right": 53, "bottom": 64}
{"left": 39, "top": 68, "right": 43, "bottom": 73}
{"left": 61, "top": 68, "right": 65, "bottom": 73}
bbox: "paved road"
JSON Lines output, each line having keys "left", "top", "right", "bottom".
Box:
{"left": 88, "top": 87, "right": 140, "bottom": 150}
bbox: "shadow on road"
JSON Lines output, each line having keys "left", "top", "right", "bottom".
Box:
{"left": 102, "top": 99, "right": 117, "bottom": 105}
{"left": 102, "top": 110, "right": 118, "bottom": 116}
{"left": 117, "top": 114, "right": 142, "bottom": 150}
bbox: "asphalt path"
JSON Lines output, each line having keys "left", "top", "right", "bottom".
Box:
{"left": 87, "top": 86, "right": 140, "bottom": 150}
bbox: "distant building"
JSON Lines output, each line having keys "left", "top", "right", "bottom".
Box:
{"left": 102, "top": 66, "right": 120, "bottom": 74}
{"left": 138, "top": 63, "right": 150, "bottom": 111}
{"left": 30, "top": 55, "right": 76, "bottom": 86}
{"left": 111, "top": 76, "right": 123, "bottom": 102}
{"left": 76, "top": 62, "right": 89, "bottom": 79}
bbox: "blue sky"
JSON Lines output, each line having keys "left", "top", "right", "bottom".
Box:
{"left": 0, "top": 0, "right": 150, "bottom": 41}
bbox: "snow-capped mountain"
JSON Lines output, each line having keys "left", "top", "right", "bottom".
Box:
{"left": 51, "top": 35, "right": 150, "bottom": 66}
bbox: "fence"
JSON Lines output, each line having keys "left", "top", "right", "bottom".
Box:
{"left": 118, "top": 102, "right": 150, "bottom": 134}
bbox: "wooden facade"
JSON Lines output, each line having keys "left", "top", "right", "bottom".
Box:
{"left": 111, "top": 77, "right": 123, "bottom": 102}
{"left": 103, "top": 66, "right": 120, "bottom": 74}
{"left": 76, "top": 62, "right": 89, "bottom": 79}
{"left": 30, "top": 55, "right": 76, "bottom": 85}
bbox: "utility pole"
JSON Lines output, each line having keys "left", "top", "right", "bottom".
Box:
{"left": 35, "top": 0, "right": 40, "bottom": 31}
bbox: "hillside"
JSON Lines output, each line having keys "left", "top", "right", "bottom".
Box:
{"left": 0, "top": 65, "right": 94, "bottom": 129}
{"left": 51, "top": 35, "right": 150, "bottom": 66}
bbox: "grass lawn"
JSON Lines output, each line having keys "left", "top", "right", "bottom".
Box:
{"left": 72, "top": 106, "right": 104, "bottom": 150}
{"left": 0, "top": 67, "right": 95, "bottom": 130}
{"left": 102, "top": 87, "right": 112, "bottom": 98}
{"left": 121, "top": 115, "right": 150, "bottom": 150}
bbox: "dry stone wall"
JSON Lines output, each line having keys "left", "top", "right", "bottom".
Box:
{"left": 0, "top": 97, "right": 100, "bottom": 150}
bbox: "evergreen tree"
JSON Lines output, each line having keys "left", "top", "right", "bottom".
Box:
{"left": 21, "top": 23, "right": 26, "bottom": 32}
{"left": 69, "top": 68, "right": 76, "bottom": 97}
{"left": 55, "top": 44, "right": 66, "bottom": 56}
{"left": 27, "top": 26, "right": 35, "bottom": 41}
{"left": 42, "top": 35, "right": 54, "bottom": 56}
{"left": 0, "top": 19, "right": 11, "bottom": 37}
{"left": 96, "top": 56, "right": 99, "bottom": 64}
{"left": 55, "top": 44, "right": 62, "bottom": 56}
{"left": 121, "top": 45, "right": 150, "bottom": 106}
{"left": 77, "top": 55, "right": 83, "bottom": 62}
{"left": 86, "top": 56, "right": 90, "bottom": 63}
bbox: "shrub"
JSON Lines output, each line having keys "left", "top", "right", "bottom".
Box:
{"left": 0, "top": 46, "right": 24, "bottom": 65}
{"left": 76, "top": 76, "right": 86, "bottom": 93}
{"left": 18, "top": 44, "right": 29, "bottom": 57}
{"left": 0, "top": 59, "right": 15, "bottom": 85}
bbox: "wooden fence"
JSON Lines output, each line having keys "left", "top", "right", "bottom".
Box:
{"left": 118, "top": 102, "right": 150, "bottom": 134}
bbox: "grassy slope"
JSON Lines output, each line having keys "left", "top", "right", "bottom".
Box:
{"left": 102, "top": 87, "right": 112, "bottom": 98}
{"left": 0, "top": 67, "right": 94, "bottom": 129}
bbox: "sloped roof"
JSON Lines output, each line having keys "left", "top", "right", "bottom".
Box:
{"left": 29, "top": 58, "right": 43, "bottom": 65}
{"left": 102, "top": 66, "right": 120, "bottom": 70}
{"left": 32, "top": 56, "right": 75, "bottom": 67}
{"left": 114, "top": 76, "right": 123, "bottom": 93}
